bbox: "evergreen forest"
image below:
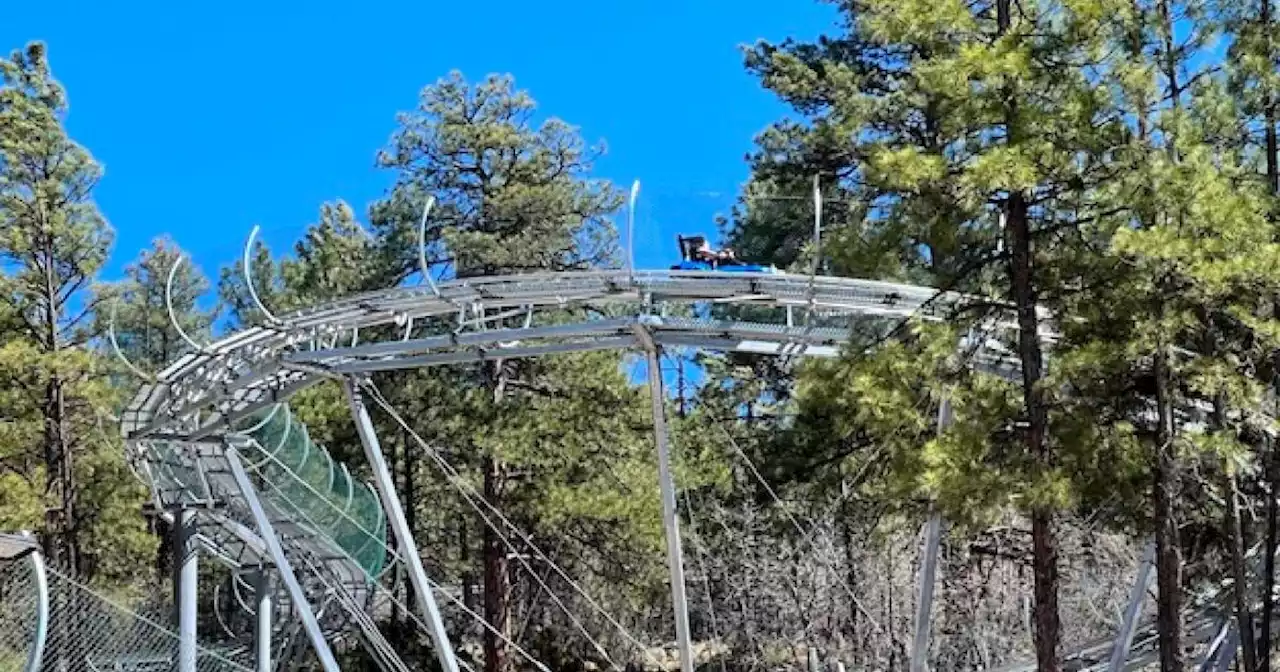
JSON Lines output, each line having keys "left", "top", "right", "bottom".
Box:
{"left": 10, "top": 0, "right": 1280, "bottom": 670}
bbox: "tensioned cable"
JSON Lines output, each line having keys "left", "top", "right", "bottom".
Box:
{"left": 355, "top": 388, "right": 623, "bottom": 670}
{"left": 710, "top": 417, "right": 887, "bottom": 636}
{"left": 362, "top": 382, "right": 658, "bottom": 663}
{"left": 362, "top": 381, "right": 666, "bottom": 668}
{"left": 679, "top": 488, "right": 727, "bottom": 672}
{"left": 241, "top": 453, "right": 535, "bottom": 672}
{"left": 237, "top": 444, "right": 538, "bottom": 670}
{"left": 285, "top": 537, "right": 472, "bottom": 672}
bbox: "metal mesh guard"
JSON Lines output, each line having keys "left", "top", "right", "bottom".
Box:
{"left": 232, "top": 404, "right": 388, "bottom": 577}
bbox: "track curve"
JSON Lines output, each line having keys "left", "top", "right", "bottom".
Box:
{"left": 122, "top": 269, "right": 1007, "bottom": 442}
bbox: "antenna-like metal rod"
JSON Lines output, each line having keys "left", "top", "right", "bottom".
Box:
{"left": 22, "top": 531, "right": 46, "bottom": 672}
{"left": 804, "top": 175, "right": 823, "bottom": 328}
{"left": 811, "top": 173, "right": 822, "bottom": 278}
{"left": 243, "top": 226, "right": 280, "bottom": 325}
{"left": 417, "top": 196, "right": 442, "bottom": 298}
{"left": 627, "top": 180, "right": 640, "bottom": 283}
{"left": 107, "top": 300, "right": 154, "bottom": 382}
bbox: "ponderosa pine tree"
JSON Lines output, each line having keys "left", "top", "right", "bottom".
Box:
{"left": 737, "top": 2, "right": 1126, "bottom": 668}
{"left": 0, "top": 41, "right": 150, "bottom": 583}
{"left": 1223, "top": 1, "right": 1280, "bottom": 662}
{"left": 106, "top": 238, "right": 215, "bottom": 583}
{"left": 375, "top": 71, "right": 642, "bottom": 672}
{"left": 110, "top": 237, "right": 215, "bottom": 371}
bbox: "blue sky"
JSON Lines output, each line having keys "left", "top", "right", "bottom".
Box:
{"left": 3, "top": 0, "right": 837, "bottom": 283}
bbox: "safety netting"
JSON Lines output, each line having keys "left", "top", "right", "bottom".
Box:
{"left": 232, "top": 404, "right": 388, "bottom": 578}
{"left": 0, "top": 557, "right": 252, "bottom": 672}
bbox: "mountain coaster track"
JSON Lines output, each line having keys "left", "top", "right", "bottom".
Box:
{"left": 118, "top": 268, "right": 1239, "bottom": 671}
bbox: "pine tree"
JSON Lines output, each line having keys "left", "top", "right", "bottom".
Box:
{"left": 110, "top": 237, "right": 215, "bottom": 371}
{"left": 0, "top": 41, "right": 149, "bottom": 583}
{"left": 1223, "top": 0, "right": 1280, "bottom": 662}
{"left": 737, "top": 2, "right": 1126, "bottom": 668}
{"left": 376, "top": 71, "right": 642, "bottom": 672}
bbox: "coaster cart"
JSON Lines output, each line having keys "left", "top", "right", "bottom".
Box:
{"left": 669, "top": 235, "right": 778, "bottom": 273}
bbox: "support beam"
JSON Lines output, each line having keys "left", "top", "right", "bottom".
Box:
{"left": 17, "top": 533, "right": 47, "bottom": 672}
{"left": 910, "top": 514, "right": 943, "bottom": 672}
{"left": 344, "top": 380, "right": 461, "bottom": 672}
{"left": 636, "top": 326, "right": 694, "bottom": 672}
{"left": 1108, "top": 541, "right": 1156, "bottom": 672}
{"left": 253, "top": 567, "right": 272, "bottom": 672}
{"left": 1212, "top": 625, "right": 1238, "bottom": 672}
{"left": 910, "top": 397, "right": 951, "bottom": 672}
{"left": 1197, "top": 620, "right": 1236, "bottom": 672}
{"left": 225, "top": 446, "right": 342, "bottom": 672}
{"left": 174, "top": 508, "right": 198, "bottom": 672}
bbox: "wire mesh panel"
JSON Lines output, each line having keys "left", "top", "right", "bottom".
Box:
{"left": 0, "top": 560, "right": 251, "bottom": 672}
{"left": 233, "top": 404, "right": 387, "bottom": 577}
{"left": 0, "top": 556, "right": 40, "bottom": 670}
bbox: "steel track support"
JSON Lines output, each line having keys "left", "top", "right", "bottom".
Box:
{"left": 9, "top": 532, "right": 48, "bottom": 672}
{"left": 174, "top": 507, "right": 199, "bottom": 672}
{"left": 1108, "top": 540, "right": 1155, "bottom": 671}
{"left": 1212, "top": 625, "right": 1239, "bottom": 672}
{"left": 1198, "top": 619, "right": 1237, "bottom": 672}
{"left": 344, "top": 380, "right": 461, "bottom": 672}
{"left": 910, "top": 397, "right": 951, "bottom": 672}
{"left": 636, "top": 326, "right": 694, "bottom": 672}
{"left": 253, "top": 567, "right": 272, "bottom": 672}
{"left": 225, "top": 446, "right": 341, "bottom": 672}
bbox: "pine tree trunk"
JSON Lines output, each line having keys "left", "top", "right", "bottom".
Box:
{"left": 41, "top": 232, "right": 77, "bottom": 575}
{"left": 483, "top": 454, "right": 512, "bottom": 672}
{"left": 1153, "top": 2, "right": 1186, "bottom": 668}
{"left": 483, "top": 361, "right": 513, "bottom": 672}
{"left": 1005, "top": 191, "right": 1059, "bottom": 672}
{"left": 1153, "top": 347, "right": 1184, "bottom": 672}
{"left": 1262, "top": 1, "right": 1279, "bottom": 665}
{"left": 995, "top": 1, "right": 1059, "bottom": 668}
{"left": 1226, "top": 464, "right": 1258, "bottom": 671}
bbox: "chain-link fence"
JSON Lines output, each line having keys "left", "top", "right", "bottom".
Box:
{"left": 0, "top": 557, "right": 252, "bottom": 672}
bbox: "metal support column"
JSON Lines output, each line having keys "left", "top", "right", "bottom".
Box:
{"left": 25, "top": 547, "right": 46, "bottom": 672}
{"left": 637, "top": 326, "right": 694, "bottom": 672}
{"left": 1108, "top": 541, "right": 1155, "bottom": 671}
{"left": 910, "top": 397, "right": 951, "bottom": 672}
{"left": 1198, "top": 620, "right": 1238, "bottom": 672}
{"left": 174, "top": 508, "right": 198, "bottom": 672}
{"left": 225, "top": 446, "right": 341, "bottom": 672}
{"left": 2, "top": 532, "right": 49, "bottom": 672}
{"left": 344, "top": 380, "right": 461, "bottom": 672}
{"left": 1211, "top": 624, "right": 1239, "bottom": 672}
{"left": 253, "top": 567, "right": 272, "bottom": 672}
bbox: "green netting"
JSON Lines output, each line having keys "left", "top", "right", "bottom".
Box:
{"left": 233, "top": 404, "right": 387, "bottom": 577}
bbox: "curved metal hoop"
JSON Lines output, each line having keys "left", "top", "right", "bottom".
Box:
{"left": 166, "top": 254, "right": 209, "bottom": 353}
{"left": 417, "top": 196, "right": 441, "bottom": 298}
{"left": 107, "top": 300, "right": 154, "bottom": 382}
{"left": 243, "top": 226, "right": 281, "bottom": 325}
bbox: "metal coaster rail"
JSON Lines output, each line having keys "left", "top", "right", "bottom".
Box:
{"left": 115, "top": 266, "right": 1248, "bottom": 672}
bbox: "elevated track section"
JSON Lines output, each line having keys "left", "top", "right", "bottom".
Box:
{"left": 115, "top": 268, "right": 1244, "bottom": 672}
